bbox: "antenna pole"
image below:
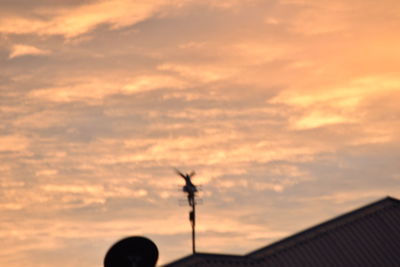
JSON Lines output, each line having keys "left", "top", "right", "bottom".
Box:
{"left": 190, "top": 200, "right": 196, "bottom": 254}
{"left": 176, "top": 169, "right": 198, "bottom": 255}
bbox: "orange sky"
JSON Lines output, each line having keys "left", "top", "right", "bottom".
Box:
{"left": 1, "top": 0, "right": 400, "bottom": 266}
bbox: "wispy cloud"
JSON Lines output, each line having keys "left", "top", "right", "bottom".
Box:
{"left": 0, "top": 0, "right": 249, "bottom": 38}
{"left": 0, "top": 0, "right": 165, "bottom": 37}
{"left": 9, "top": 44, "right": 50, "bottom": 59}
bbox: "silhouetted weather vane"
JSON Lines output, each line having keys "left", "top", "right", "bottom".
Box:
{"left": 177, "top": 170, "right": 197, "bottom": 205}
{"left": 175, "top": 169, "right": 198, "bottom": 254}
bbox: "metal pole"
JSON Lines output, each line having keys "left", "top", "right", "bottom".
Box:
{"left": 176, "top": 169, "right": 198, "bottom": 255}
{"left": 192, "top": 202, "right": 196, "bottom": 254}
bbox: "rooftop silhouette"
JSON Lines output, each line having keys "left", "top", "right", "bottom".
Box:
{"left": 164, "top": 196, "right": 400, "bottom": 267}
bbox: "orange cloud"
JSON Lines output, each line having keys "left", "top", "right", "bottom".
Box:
{"left": 28, "top": 74, "right": 187, "bottom": 103}
{"left": 0, "top": 135, "right": 29, "bottom": 152}
{"left": 9, "top": 44, "right": 50, "bottom": 58}
{"left": 158, "top": 63, "right": 238, "bottom": 83}
{"left": 0, "top": 0, "right": 248, "bottom": 38}
{"left": 0, "top": 0, "right": 171, "bottom": 37}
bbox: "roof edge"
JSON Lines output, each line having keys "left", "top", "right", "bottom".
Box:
{"left": 248, "top": 195, "right": 399, "bottom": 258}
{"left": 162, "top": 196, "right": 399, "bottom": 266}
{"left": 162, "top": 252, "right": 246, "bottom": 266}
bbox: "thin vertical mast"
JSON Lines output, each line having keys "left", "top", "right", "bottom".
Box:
{"left": 190, "top": 201, "right": 196, "bottom": 253}
{"left": 176, "top": 169, "right": 198, "bottom": 254}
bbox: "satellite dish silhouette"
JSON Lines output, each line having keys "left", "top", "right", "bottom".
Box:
{"left": 104, "top": 236, "right": 158, "bottom": 267}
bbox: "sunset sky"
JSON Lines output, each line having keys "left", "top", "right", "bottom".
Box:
{"left": 1, "top": 0, "right": 400, "bottom": 266}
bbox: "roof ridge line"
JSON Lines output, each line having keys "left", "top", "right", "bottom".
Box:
{"left": 247, "top": 196, "right": 399, "bottom": 258}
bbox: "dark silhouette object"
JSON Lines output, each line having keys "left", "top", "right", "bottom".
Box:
{"left": 163, "top": 196, "right": 400, "bottom": 267}
{"left": 104, "top": 236, "right": 158, "bottom": 267}
{"left": 175, "top": 169, "right": 198, "bottom": 254}
{"left": 175, "top": 169, "right": 197, "bottom": 206}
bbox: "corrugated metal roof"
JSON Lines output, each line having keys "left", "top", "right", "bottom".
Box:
{"left": 163, "top": 253, "right": 259, "bottom": 267}
{"left": 163, "top": 196, "right": 400, "bottom": 267}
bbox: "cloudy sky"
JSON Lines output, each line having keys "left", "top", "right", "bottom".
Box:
{"left": 1, "top": 0, "right": 400, "bottom": 266}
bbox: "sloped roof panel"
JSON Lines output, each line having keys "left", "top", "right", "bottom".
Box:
{"left": 163, "top": 196, "right": 400, "bottom": 267}
{"left": 249, "top": 196, "right": 400, "bottom": 266}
